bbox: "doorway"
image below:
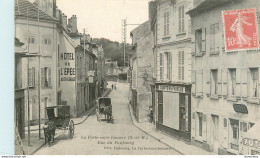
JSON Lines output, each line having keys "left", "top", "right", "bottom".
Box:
{"left": 211, "top": 115, "right": 219, "bottom": 153}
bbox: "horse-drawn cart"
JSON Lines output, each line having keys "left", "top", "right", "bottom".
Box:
{"left": 96, "top": 97, "right": 113, "bottom": 123}
{"left": 43, "top": 105, "right": 74, "bottom": 146}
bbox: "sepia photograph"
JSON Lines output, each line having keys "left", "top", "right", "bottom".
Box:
{"left": 14, "top": 0, "right": 260, "bottom": 155}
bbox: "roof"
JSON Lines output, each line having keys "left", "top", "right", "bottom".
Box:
{"left": 187, "top": 0, "right": 239, "bottom": 16}
{"left": 15, "top": 0, "right": 58, "bottom": 22}
{"left": 244, "top": 119, "right": 260, "bottom": 140}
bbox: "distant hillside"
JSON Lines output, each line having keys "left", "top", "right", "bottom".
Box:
{"left": 92, "top": 38, "right": 132, "bottom": 67}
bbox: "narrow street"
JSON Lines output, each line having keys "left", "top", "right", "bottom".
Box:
{"left": 34, "top": 82, "right": 180, "bottom": 155}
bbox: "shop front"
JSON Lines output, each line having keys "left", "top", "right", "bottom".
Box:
{"left": 155, "top": 83, "right": 191, "bottom": 141}
{"left": 241, "top": 119, "right": 260, "bottom": 155}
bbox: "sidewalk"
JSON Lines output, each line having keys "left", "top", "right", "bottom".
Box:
{"left": 128, "top": 103, "right": 216, "bottom": 155}
{"left": 20, "top": 88, "right": 112, "bottom": 155}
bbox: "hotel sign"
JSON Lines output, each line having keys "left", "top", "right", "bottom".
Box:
{"left": 60, "top": 52, "right": 75, "bottom": 81}
{"left": 158, "top": 85, "right": 185, "bottom": 93}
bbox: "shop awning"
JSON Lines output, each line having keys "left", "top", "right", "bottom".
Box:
{"left": 244, "top": 119, "right": 260, "bottom": 140}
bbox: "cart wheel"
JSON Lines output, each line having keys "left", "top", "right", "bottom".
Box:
{"left": 69, "top": 120, "right": 74, "bottom": 139}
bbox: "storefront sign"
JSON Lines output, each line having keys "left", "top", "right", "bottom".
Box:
{"left": 158, "top": 85, "right": 185, "bottom": 93}
{"left": 60, "top": 52, "right": 75, "bottom": 81}
{"left": 223, "top": 8, "right": 259, "bottom": 52}
{"left": 242, "top": 138, "right": 260, "bottom": 149}
{"left": 233, "top": 104, "right": 248, "bottom": 114}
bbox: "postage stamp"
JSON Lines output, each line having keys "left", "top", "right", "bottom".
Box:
{"left": 222, "top": 8, "right": 259, "bottom": 52}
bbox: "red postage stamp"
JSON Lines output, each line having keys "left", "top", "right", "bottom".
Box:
{"left": 222, "top": 8, "right": 259, "bottom": 52}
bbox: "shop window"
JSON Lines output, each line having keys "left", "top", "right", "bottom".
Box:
{"left": 228, "top": 69, "right": 236, "bottom": 96}
{"left": 250, "top": 68, "right": 258, "bottom": 98}
{"left": 230, "top": 119, "right": 239, "bottom": 151}
{"left": 195, "top": 29, "right": 202, "bottom": 54}
{"left": 211, "top": 69, "right": 218, "bottom": 95}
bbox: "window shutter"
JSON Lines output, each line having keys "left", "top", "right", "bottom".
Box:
{"left": 156, "top": 53, "right": 160, "bottom": 81}
{"left": 241, "top": 68, "right": 248, "bottom": 98}
{"left": 202, "top": 28, "right": 206, "bottom": 53}
{"left": 178, "top": 7, "right": 181, "bottom": 33}
{"left": 169, "top": 52, "right": 172, "bottom": 80}
{"left": 202, "top": 114, "right": 207, "bottom": 141}
{"left": 196, "top": 70, "right": 203, "bottom": 94}
{"left": 28, "top": 68, "right": 32, "bottom": 87}
{"left": 222, "top": 118, "right": 229, "bottom": 149}
{"left": 191, "top": 112, "right": 195, "bottom": 138}
{"left": 32, "top": 67, "right": 35, "bottom": 87}
{"left": 222, "top": 69, "right": 228, "bottom": 97}
{"left": 206, "top": 70, "right": 210, "bottom": 96}
{"left": 192, "top": 70, "right": 196, "bottom": 95}
{"left": 236, "top": 68, "right": 241, "bottom": 97}
{"left": 218, "top": 69, "right": 222, "bottom": 95}
{"left": 41, "top": 68, "right": 44, "bottom": 87}
{"left": 48, "top": 68, "right": 51, "bottom": 86}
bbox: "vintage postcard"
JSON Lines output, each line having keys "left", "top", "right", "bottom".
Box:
{"left": 14, "top": 0, "right": 260, "bottom": 155}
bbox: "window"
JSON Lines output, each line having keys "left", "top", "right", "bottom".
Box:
{"left": 211, "top": 69, "right": 218, "bottom": 95}
{"left": 44, "top": 38, "right": 51, "bottom": 45}
{"left": 195, "top": 29, "right": 202, "bottom": 54}
{"left": 178, "top": 5, "right": 185, "bottom": 33}
{"left": 41, "top": 67, "right": 52, "bottom": 87}
{"left": 250, "top": 68, "right": 258, "bottom": 98}
{"left": 198, "top": 113, "right": 203, "bottom": 137}
{"left": 160, "top": 53, "right": 164, "bottom": 80}
{"left": 228, "top": 69, "right": 236, "bottom": 96}
{"left": 164, "top": 11, "right": 169, "bottom": 36}
{"left": 230, "top": 119, "right": 239, "bottom": 150}
{"left": 224, "top": 118, "right": 227, "bottom": 128}
{"left": 240, "top": 122, "right": 247, "bottom": 133}
{"left": 178, "top": 51, "right": 184, "bottom": 80}
{"left": 210, "top": 23, "right": 219, "bottom": 53}
{"left": 165, "top": 52, "right": 172, "bottom": 80}
{"left": 29, "top": 37, "right": 35, "bottom": 44}
{"left": 28, "top": 67, "right": 35, "bottom": 87}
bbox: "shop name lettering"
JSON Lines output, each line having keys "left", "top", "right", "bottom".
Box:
{"left": 243, "top": 138, "right": 260, "bottom": 149}
{"left": 159, "top": 85, "right": 185, "bottom": 92}
{"left": 60, "top": 52, "right": 75, "bottom": 81}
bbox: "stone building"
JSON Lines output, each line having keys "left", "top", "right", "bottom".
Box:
{"left": 151, "top": 0, "right": 193, "bottom": 141}
{"left": 187, "top": 0, "right": 260, "bottom": 154}
{"left": 15, "top": 0, "right": 59, "bottom": 125}
{"left": 130, "top": 20, "right": 154, "bottom": 122}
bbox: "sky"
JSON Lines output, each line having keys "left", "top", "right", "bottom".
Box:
{"left": 56, "top": 0, "right": 151, "bottom": 43}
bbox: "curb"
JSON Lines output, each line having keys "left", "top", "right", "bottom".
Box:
{"left": 127, "top": 103, "right": 184, "bottom": 155}
{"left": 74, "top": 106, "right": 97, "bottom": 125}
{"left": 29, "top": 141, "right": 45, "bottom": 155}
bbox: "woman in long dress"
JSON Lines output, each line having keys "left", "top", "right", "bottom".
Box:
{"left": 230, "top": 12, "right": 252, "bottom": 47}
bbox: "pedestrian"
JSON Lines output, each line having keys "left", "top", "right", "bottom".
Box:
{"left": 111, "top": 84, "right": 114, "bottom": 90}
{"left": 114, "top": 84, "right": 116, "bottom": 90}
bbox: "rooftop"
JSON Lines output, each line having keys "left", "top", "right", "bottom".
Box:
{"left": 15, "top": 0, "right": 58, "bottom": 22}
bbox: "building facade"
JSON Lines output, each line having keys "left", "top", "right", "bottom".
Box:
{"left": 130, "top": 21, "right": 154, "bottom": 122}
{"left": 15, "top": 0, "right": 59, "bottom": 125}
{"left": 187, "top": 0, "right": 260, "bottom": 154}
{"left": 151, "top": 0, "right": 193, "bottom": 141}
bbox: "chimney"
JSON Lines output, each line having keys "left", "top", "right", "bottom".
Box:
{"left": 62, "top": 13, "right": 67, "bottom": 28}
{"left": 68, "top": 15, "right": 78, "bottom": 33}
